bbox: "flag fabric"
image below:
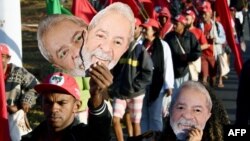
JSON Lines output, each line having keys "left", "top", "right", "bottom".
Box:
{"left": 72, "top": 0, "right": 97, "bottom": 24}
{"left": 138, "top": 0, "right": 156, "bottom": 19}
{"left": 215, "top": 0, "right": 243, "bottom": 76}
{"left": 112, "top": 0, "right": 142, "bottom": 20}
{"left": 151, "top": 0, "right": 170, "bottom": 9}
{"left": 0, "top": 55, "right": 11, "bottom": 141}
{"left": 46, "top": 0, "right": 72, "bottom": 15}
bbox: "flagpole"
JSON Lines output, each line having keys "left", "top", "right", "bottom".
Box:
{"left": 135, "top": 0, "right": 149, "bottom": 19}
{"left": 138, "top": 8, "right": 148, "bottom": 21}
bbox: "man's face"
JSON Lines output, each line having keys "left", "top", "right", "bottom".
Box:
{"left": 1, "top": 54, "right": 10, "bottom": 70}
{"left": 185, "top": 15, "right": 193, "bottom": 28}
{"left": 84, "top": 12, "right": 131, "bottom": 69}
{"left": 158, "top": 16, "right": 168, "bottom": 26}
{"left": 202, "top": 12, "right": 211, "bottom": 23}
{"left": 173, "top": 22, "right": 185, "bottom": 34}
{"left": 43, "top": 20, "right": 87, "bottom": 76}
{"left": 170, "top": 88, "right": 211, "bottom": 140}
{"left": 230, "top": 10, "right": 236, "bottom": 18}
{"left": 134, "top": 25, "right": 142, "bottom": 39}
{"left": 42, "top": 93, "right": 79, "bottom": 132}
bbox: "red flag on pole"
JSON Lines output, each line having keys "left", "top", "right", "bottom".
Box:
{"left": 71, "top": 0, "right": 97, "bottom": 24}
{"left": 112, "top": 0, "right": 141, "bottom": 19}
{"left": 215, "top": 0, "right": 243, "bottom": 76}
{"left": 151, "top": 0, "right": 170, "bottom": 9}
{"left": 139, "top": 0, "right": 156, "bottom": 19}
{"left": 0, "top": 55, "right": 11, "bottom": 141}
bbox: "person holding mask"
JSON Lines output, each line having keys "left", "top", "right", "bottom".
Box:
{"left": 159, "top": 81, "right": 212, "bottom": 141}
{"left": 36, "top": 2, "right": 135, "bottom": 123}
{"left": 21, "top": 64, "right": 113, "bottom": 141}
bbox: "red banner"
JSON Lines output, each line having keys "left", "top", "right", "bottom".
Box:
{"left": 215, "top": 0, "right": 243, "bottom": 76}
{"left": 0, "top": 55, "right": 11, "bottom": 141}
{"left": 71, "top": 0, "right": 97, "bottom": 24}
{"left": 112, "top": 0, "right": 141, "bottom": 19}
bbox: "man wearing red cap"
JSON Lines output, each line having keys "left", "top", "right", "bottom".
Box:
{"left": 185, "top": 10, "right": 209, "bottom": 81}
{"left": 199, "top": 5, "right": 226, "bottom": 87}
{"left": 22, "top": 68, "right": 113, "bottom": 141}
{"left": 0, "top": 43, "right": 39, "bottom": 140}
{"left": 164, "top": 14, "right": 201, "bottom": 88}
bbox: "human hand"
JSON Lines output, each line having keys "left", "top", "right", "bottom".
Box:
{"left": 164, "top": 89, "right": 172, "bottom": 97}
{"left": 7, "top": 105, "right": 18, "bottom": 114}
{"left": 21, "top": 102, "right": 30, "bottom": 113}
{"left": 187, "top": 127, "right": 203, "bottom": 141}
{"left": 88, "top": 62, "right": 113, "bottom": 107}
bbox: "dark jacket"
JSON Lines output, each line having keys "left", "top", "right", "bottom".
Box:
{"left": 21, "top": 102, "right": 112, "bottom": 141}
{"left": 5, "top": 63, "right": 39, "bottom": 108}
{"left": 158, "top": 120, "right": 210, "bottom": 141}
{"left": 236, "top": 59, "right": 250, "bottom": 125}
{"left": 109, "top": 43, "right": 153, "bottom": 99}
{"left": 164, "top": 30, "right": 201, "bottom": 78}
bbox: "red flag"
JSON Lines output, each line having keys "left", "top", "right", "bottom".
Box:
{"left": 71, "top": 0, "right": 97, "bottom": 24}
{"left": 112, "top": 0, "right": 141, "bottom": 19}
{"left": 139, "top": 0, "right": 156, "bottom": 19}
{"left": 215, "top": 0, "right": 243, "bottom": 76}
{"left": 0, "top": 55, "right": 11, "bottom": 141}
{"left": 151, "top": 0, "right": 170, "bottom": 8}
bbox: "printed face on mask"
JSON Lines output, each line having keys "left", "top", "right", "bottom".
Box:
{"left": 83, "top": 12, "right": 131, "bottom": 70}
{"left": 170, "top": 88, "right": 211, "bottom": 140}
{"left": 43, "top": 20, "right": 87, "bottom": 76}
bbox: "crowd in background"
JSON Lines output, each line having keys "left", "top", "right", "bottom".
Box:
{"left": 1, "top": 0, "right": 250, "bottom": 141}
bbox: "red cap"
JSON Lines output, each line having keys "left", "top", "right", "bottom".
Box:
{"left": 185, "top": 10, "right": 196, "bottom": 20}
{"left": 0, "top": 43, "right": 11, "bottom": 56}
{"left": 174, "top": 15, "right": 187, "bottom": 25}
{"left": 135, "top": 18, "right": 142, "bottom": 26}
{"left": 35, "top": 72, "right": 81, "bottom": 100}
{"left": 159, "top": 7, "right": 171, "bottom": 18}
{"left": 142, "top": 18, "right": 160, "bottom": 29}
{"left": 200, "top": 1, "right": 212, "bottom": 13}
{"left": 202, "top": 7, "right": 212, "bottom": 13}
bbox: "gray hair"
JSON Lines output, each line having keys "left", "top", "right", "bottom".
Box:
{"left": 37, "top": 14, "right": 87, "bottom": 62}
{"left": 88, "top": 2, "right": 135, "bottom": 43}
{"left": 170, "top": 81, "right": 212, "bottom": 114}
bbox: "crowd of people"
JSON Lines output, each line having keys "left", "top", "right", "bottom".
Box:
{"left": 1, "top": 0, "right": 249, "bottom": 141}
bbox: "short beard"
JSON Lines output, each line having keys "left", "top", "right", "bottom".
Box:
{"left": 186, "top": 23, "right": 192, "bottom": 29}
{"left": 170, "top": 117, "right": 198, "bottom": 140}
{"left": 80, "top": 47, "right": 116, "bottom": 70}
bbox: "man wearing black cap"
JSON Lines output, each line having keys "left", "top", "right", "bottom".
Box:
{"left": 21, "top": 62, "right": 113, "bottom": 141}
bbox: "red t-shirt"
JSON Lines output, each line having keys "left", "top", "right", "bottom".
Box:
{"left": 202, "top": 22, "right": 214, "bottom": 57}
{"left": 189, "top": 27, "right": 207, "bottom": 45}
